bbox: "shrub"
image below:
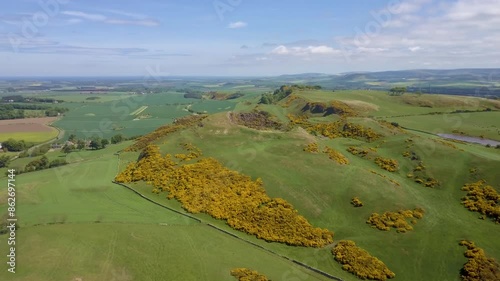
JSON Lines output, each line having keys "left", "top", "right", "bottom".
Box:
{"left": 116, "top": 145, "right": 334, "bottom": 247}
{"left": 324, "top": 146, "right": 349, "bottom": 165}
{"left": 461, "top": 180, "right": 500, "bottom": 223}
{"left": 367, "top": 208, "right": 424, "bottom": 232}
{"left": 230, "top": 268, "right": 269, "bottom": 281}
{"left": 333, "top": 240, "right": 395, "bottom": 280}
{"left": 351, "top": 197, "right": 363, "bottom": 207}
{"left": 374, "top": 157, "right": 398, "bottom": 172}
{"left": 303, "top": 142, "right": 319, "bottom": 153}
{"left": 459, "top": 240, "right": 500, "bottom": 281}
{"left": 231, "top": 111, "right": 285, "bottom": 131}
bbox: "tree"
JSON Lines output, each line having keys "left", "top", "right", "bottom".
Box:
{"left": 77, "top": 140, "right": 86, "bottom": 150}
{"left": 62, "top": 145, "right": 73, "bottom": 154}
{"left": 101, "top": 139, "right": 109, "bottom": 148}
{"left": 39, "top": 156, "right": 49, "bottom": 169}
{"left": 2, "top": 138, "right": 27, "bottom": 152}
{"left": 68, "top": 134, "right": 77, "bottom": 142}
{"left": 49, "top": 159, "right": 68, "bottom": 168}
{"left": 389, "top": 87, "right": 407, "bottom": 96}
{"left": 0, "top": 155, "right": 10, "bottom": 168}
{"left": 90, "top": 139, "right": 102, "bottom": 150}
{"left": 110, "top": 134, "right": 125, "bottom": 144}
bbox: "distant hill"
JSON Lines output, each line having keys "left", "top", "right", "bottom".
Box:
{"left": 269, "top": 69, "right": 500, "bottom": 97}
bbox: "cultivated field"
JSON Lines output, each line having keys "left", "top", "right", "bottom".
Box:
{"left": 52, "top": 93, "right": 238, "bottom": 140}
{"left": 0, "top": 117, "right": 59, "bottom": 143}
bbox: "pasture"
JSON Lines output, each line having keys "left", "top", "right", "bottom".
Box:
{"left": 0, "top": 141, "right": 330, "bottom": 281}
{"left": 386, "top": 111, "right": 500, "bottom": 140}
{"left": 133, "top": 92, "right": 499, "bottom": 281}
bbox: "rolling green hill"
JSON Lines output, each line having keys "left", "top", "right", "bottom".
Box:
{"left": 1, "top": 87, "right": 499, "bottom": 281}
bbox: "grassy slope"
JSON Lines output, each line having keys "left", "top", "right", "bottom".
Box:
{"left": 0, "top": 141, "right": 330, "bottom": 281}
{"left": 140, "top": 91, "right": 500, "bottom": 281}
{"left": 1, "top": 89, "right": 498, "bottom": 281}
{"left": 0, "top": 223, "right": 331, "bottom": 281}
{"left": 295, "top": 90, "right": 500, "bottom": 117}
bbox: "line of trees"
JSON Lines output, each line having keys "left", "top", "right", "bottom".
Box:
{"left": 1, "top": 139, "right": 30, "bottom": 152}
{"left": 0, "top": 104, "right": 68, "bottom": 120}
{"left": 18, "top": 156, "right": 67, "bottom": 174}
{"left": 63, "top": 133, "right": 126, "bottom": 153}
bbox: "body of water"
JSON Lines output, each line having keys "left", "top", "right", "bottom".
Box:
{"left": 437, "top": 134, "right": 500, "bottom": 146}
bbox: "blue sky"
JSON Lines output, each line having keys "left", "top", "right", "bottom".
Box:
{"left": 0, "top": 0, "right": 499, "bottom": 76}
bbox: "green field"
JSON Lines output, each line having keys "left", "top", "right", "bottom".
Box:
{"left": 386, "top": 111, "right": 500, "bottom": 140}
{"left": 53, "top": 93, "right": 238, "bottom": 140}
{"left": 35, "top": 92, "right": 137, "bottom": 103}
{"left": 293, "top": 90, "right": 500, "bottom": 117}
{"left": 0, "top": 129, "right": 59, "bottom": 143}
{"left": 1, "top": 88, "right": 499, "bottom": 281}
{"left": 0, "top": 141, "right": 330, "bottom": 281}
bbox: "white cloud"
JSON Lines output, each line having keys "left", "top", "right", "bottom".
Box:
{"left": 335, "top": 0, "right": 500, "bottom": 68}
{"left": 357, "top": 47, "right": 388, "bottom": 53}
{"left": 408, "top": 46, "right": 421, "bottom": 52}
{"left": 271, "top": 45, "right": 289, "bottom": 55}
{"left": 61, "top": 10, "right": 159, "bottom": 26}
{"left": 307, "top": 46, "right": 340, "bottom": 54}
{"left": 105, "top": 19, "right": 159, "bottom": 27}
{"left": 271, "top": 45, "right": 340, "bottom": 56}
{"left": 228, "top": 21, "right": 247, "bottom": 29}
{"left": 62, "top": 11, "right": 107, "bottom": 21}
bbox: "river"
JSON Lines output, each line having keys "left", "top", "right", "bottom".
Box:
{"left": 437, "top": 134, "right": 500, "bottom": 146}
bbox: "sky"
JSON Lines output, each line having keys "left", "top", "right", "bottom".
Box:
{"left": 0, "top": 0, "right": 499, "bottom": 76}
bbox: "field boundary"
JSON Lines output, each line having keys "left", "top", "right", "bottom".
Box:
{"left": 112, "top": 180, "right": 344, "bottom": 281}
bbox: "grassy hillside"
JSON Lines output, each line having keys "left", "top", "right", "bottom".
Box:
{"left": 0, "top": 141, "right": 330, "bottom": 281}
{"left": 1, "top": 87, "right": 498, "bottom": 281}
